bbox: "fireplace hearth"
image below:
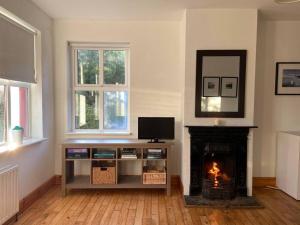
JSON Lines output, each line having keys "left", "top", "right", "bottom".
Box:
{"left": 186, "top": 126, "right": 257, "bottom": 199}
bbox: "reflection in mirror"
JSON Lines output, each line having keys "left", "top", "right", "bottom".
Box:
{"left": 201, "top": 97, "right": 221, "bottom": 112}
{"left": 201, "top": 97, "right": 238, "bottom": 112}
{"left": 202, "top": 56, "right": 240, "bottom": 112}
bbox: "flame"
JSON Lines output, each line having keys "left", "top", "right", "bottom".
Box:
{"left": 208, "top": 162, "right": 221, "bottom": 187}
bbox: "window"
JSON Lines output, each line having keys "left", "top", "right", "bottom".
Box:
{"left": 0, "top": 80, "right": 30, "bottom": 145}
{"left": 72, "top": 46, "right": 129, "bottom": 132}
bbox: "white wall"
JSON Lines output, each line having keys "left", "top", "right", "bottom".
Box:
{"left": 53, "top": 20, "right": 183, "bottom": 175}
{"left": 0, "top": 0, "right": 54, "bottom": 199}
{"left": 181, "top": 9, "right": 258, "bottom": 195}
{"left": 254, "top": 20, "right": 300, "bottom": 177}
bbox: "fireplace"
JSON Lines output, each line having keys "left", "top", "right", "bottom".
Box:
{"left": 187, "top": 126, "right": 255, "bottom": 199}
{"left": 202, "top": 143, "right": 236, "bottom": 199}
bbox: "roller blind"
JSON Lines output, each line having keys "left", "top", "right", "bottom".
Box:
{"left": 0, "top": 16, "right": 36, "bottom": 83}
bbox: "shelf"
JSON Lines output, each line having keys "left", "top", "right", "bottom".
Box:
{"left": 143, "top": 158, "right": 167, "bottom": 161}
{"left": 66, "top": 175, "right": 90, "bottom": 187}
{"left": 62, "top": 140, "right": 172, "bottom": 196}
{"left": 66, "top": 175, "right": 166, "bottom": 189}
{"left": 66, "top": 158, "right": 90, "bottom": 161}
{"left": 118, "top": 175, "right": 141, "bottom": 185}
{"left": 92, "top": 159, "right": 116, "bottom": 161}
{"left": 118, "top": 158, "right": 141, "bottom": 161}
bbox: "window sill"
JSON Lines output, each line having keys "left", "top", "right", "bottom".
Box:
{"left": 0, "top": 138, "right": 48, "bottom": 154}
{"left": 65, "top": 130, "right": 132, "bottom": 136}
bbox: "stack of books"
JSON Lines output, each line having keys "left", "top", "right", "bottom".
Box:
{"left": 67, "top": 148, "right": 89, "bottom": 159}
{"left": 147, "top": 149, "right": 163, "bottom": 159}
{"left": 93, "top": 150, "right": 115, "bottom": 159}
{"left": 121, "top": 148, "right": 137, "bottom": 159}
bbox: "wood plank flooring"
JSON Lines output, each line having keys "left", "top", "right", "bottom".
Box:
{"left": 14, "top": 186, "right": 300, "bottom": 225}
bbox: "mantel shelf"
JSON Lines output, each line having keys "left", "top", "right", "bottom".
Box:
{"left": 184, "top": 125, "right": 258, "bottom": 129}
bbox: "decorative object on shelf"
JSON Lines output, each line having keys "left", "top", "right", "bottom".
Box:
{"left": 11, "top": 126, "right": 23, "bottom": 145}
{"left": 213, "top": 119, "right": 225, "bottom": 126}
{"left": 221, "top": 77, "right": 238, "bottom": 97}
{"left": 275, "top": 62, "right": 300, "bottom": 95}
{"left": 195, "top": 50, "right": 246, "bottom": 118}
{"left": 203, "top": 77, "right": 220, "bottom": 97}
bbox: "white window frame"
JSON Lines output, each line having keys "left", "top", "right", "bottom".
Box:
{"left": 71, "top": 44, "right": 130, "bottom": 133}
{"left": 0, "top": 79, "right": 31, "bottom": 145}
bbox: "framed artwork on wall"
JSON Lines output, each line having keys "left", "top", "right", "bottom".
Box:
{"left": 221, "top": 77, "right": 238, "bottom": 97}
{"left": 203, "top": 77, "right": 220, "bottom": 97}
{"left": 276, "top": 62, "right": 300, "bottom": 95}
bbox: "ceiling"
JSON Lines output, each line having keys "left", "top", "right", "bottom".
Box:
{"left": 31, "top": 0, "right": 300, "bottom": 21}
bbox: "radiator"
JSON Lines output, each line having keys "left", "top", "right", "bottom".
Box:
{"left": 0, "top": 165, "right": 19, "bottom": 225}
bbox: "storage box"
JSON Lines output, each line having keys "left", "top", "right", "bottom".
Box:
{"left": 143, "top": 170, "right": 166, "bottom": 184}
{"left": 92, "top": 166, "right": 116, "bottom": 184}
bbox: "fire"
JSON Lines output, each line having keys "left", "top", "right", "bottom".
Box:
{"left": 208, "top": 162, "right": 221, "bottom": 187}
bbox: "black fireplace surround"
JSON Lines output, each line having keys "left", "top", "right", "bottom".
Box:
{"left": 186, "top": 126, "right": 256, "bottom": 197}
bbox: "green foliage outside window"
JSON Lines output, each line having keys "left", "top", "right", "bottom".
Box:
{"left": 104, "top": 50, "right": 125, "bottom": 84}
{"left": 74, "top": 48, "right": 128, "bottom": 130}
{"left": 77, "top": 50, "right": 99, "bottom": 84}
{"left": 75, "top": 91, "right": 99, "bottom": 129}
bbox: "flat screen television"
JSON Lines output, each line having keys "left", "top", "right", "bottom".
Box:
{"left": 138, "top": 117, "right": 175, "bottom": 143}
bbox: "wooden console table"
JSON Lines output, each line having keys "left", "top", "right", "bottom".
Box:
{"left": 62, "top": 139, "right": 173, "bottom": 196}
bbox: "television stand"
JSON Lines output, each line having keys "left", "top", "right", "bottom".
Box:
{"left": 61, "top": 139, "right": 173, "bottom": 196}
{"left": 148, "top": 138, "right": 165, "bottom": 143}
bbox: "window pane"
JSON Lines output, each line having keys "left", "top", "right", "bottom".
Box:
{"left": 0, "top": 86, "right": 5, "bottom": 143}
{"left": 77, "top": 49, "right": 99, "bottom": 85}
{"left": 104, "top": 50, "right": 126, "bottom": 85}
{"left": 10, "top": 86, "right": 29, "bottom": 137}
{"left": 75, "top": 91, "right": 99, "bottom": 129}
{"left": 104, "top": 91, "right": 128, "bottom": 130}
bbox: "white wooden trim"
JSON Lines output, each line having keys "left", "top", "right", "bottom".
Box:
{"left": 69, "top": 42, "right": 130, "bottom": 48}
{"left": 70, "top": 44, "right": 130, "bottom": 133}
{"left": 0, "top": 81, "right": 31, "bottom": 144}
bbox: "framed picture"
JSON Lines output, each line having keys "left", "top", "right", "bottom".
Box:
{"left": 276, "top": 62, "right": 300, "bottom": 95}
{"left": 203, "top": 77, "right": 220, "bottom": 97}
{"left": 221, "top": 77, "right": 238, "bottom": 97}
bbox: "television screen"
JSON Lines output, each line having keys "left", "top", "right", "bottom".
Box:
{"left": 138, "top": 117, "right": 175, "bottom": 141}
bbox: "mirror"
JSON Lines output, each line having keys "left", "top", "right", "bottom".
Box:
{"left": 195, "top": 50, "right": 246, "bottom": 118}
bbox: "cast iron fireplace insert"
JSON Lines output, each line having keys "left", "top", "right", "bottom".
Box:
{"left": 186, "top": 126, "right": 256, "bottom": 199}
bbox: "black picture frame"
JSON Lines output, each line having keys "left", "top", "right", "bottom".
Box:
{"left": 195, "top": 50, "right": 247, "bottom": 118}
{"left": 202, "top": 77, "right": 220, "bottom": 97}
{"left": 275, "top": 62, "right": 300, "bottom": 95}
{"left": 221, "top": 77, "right": 238, "bottom": 98}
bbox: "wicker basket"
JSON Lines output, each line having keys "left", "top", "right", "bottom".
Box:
{"left": 92, "top": 166, "right": 116, "bottom": 184}
{"left": 143, "top": 170, "right": 166, "bottom": 184}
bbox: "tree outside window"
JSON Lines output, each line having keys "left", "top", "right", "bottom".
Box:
{"left": 73, "top": 47, "right": 129, "bottom": 132}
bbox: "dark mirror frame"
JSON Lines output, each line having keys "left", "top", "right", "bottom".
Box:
{"left": 195, "top": 50, "right": 247, "bottom": 118}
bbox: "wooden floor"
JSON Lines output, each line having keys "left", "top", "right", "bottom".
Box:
{"left": 14, "top": 185, "right": 300, "bottom": 225}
